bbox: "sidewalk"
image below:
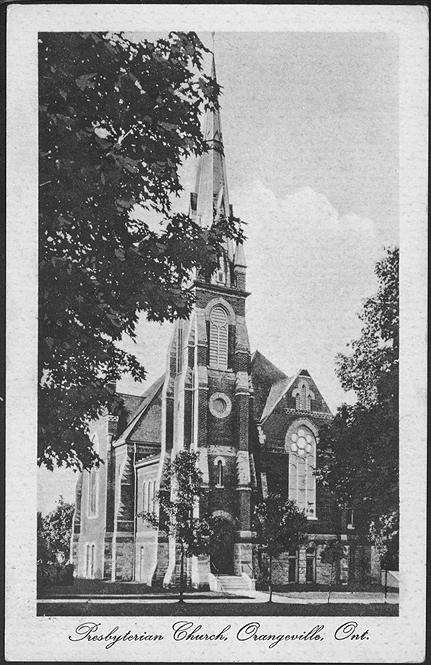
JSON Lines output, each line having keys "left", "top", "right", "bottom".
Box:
{"left": 38, "top": 589, "right": 399, "bottom": 605}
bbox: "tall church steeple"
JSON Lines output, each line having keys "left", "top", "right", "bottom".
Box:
{"left": 190, "top": 54, "right": 241, "bottom": 284}
{"left": 191, "top": 56, "right": 230, "bottom": 228}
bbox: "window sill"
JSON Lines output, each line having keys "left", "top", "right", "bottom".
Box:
{"left": 306, "top": 516, "right": 318, "bottom": 521}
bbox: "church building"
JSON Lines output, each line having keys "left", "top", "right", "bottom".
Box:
{"left": 71, "top": 56, "right": 376, "bottom": 590}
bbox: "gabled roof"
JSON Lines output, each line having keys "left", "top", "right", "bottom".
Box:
{"left": 251, "top": 351, "right": 332, "bottom": 424}
{"left": 251, "top": 350, "right": 290, "bottom": 420}
{"left": 260, "top": 376, "right": 296, "bottom": 423}
{"left": 258, "top": 366, "right": 333, "bottom": 424}
{"left": 259, "top": 371, "right": 301, "bottom": 424}
{"left": 115, "top": 374, "right": 165, "bottom": 445}
{"left": 116, "top": 393, "right": 146, "bottom": 426}
{"left": 251, "top": 350, "right": 288, "bottom": 384}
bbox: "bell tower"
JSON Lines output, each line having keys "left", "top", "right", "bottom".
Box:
{"left": 160, "top": 54, "right": 256, "bottom": 587}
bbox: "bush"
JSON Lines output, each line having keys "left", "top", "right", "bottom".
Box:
{"left": 37, "top": 560, "right": 74, "bottom": 588}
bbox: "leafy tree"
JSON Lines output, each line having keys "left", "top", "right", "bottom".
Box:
{"left": 316, "top": 248, "right": 399, "bottom": 527}
{"left": 38, "top": 496, "right": 75, "bottom": 563}
{"left": 336, "top": 247, "right": 399, "bottom": 407}
{"left": 39, "top": 32, "right": 242, "bottom": 471}
{"left": 37, "top": 512, "right": 53, "bottom": 566}
{"left": 369, "top": 509, "right": 399, "bottom": 599}
{"left": 37, "top": 495, "right": 75, "bottom": 587}
{"left": 253, "top": 494, "right": 307, "bottom": 602}
{"left": 320, "top": 539, "right": 347, "bottom": 603}
{"left": 140, "top": 450, "right": 213, "bottom": 603}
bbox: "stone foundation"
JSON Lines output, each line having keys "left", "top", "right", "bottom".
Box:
{"left": 135, "top": 532, "right": 158, "bottom": 584}
{"left": 234, "top": 541, "right": 253, "bottom": 577}
{"left": 112, "top": 535, "right": 134, "bottom": 580}
{"left": 191, "top": 554, "right": 211, "bottom": 589}
{"left": 103, "top": 534, "right": 113, "bottom": 579}
{"left": 254, "top": 540, "right": 372, "bottom": 586}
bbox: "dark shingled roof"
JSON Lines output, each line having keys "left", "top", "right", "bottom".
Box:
{"left": 260, "top": 377, "right": 294, "bottom": 423}
{"left": 251, "top": 350, "right": 290, "bottom": 421}
{"left": 115, "top": 374, "right": 165, "bottom": 442}
{"left": 116, "top": 393, "right": 146, "bottom": 426}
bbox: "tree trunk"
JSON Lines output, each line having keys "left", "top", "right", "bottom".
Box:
{"left": 384, "top": 566, "right": 388, "bottom": 602}
{"left": 268, "top": 554, "right": 273, "bottom": 603}
{"left": 179, "top": 544, "right": 185, "bottom": 604}
{"left": 328, "top": 561, "right": 333, "bottom": 604}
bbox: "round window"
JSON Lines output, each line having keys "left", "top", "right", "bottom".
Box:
{"left": 289, "top": 425, "right": 314, "bottom": 457}
{"left": 212, "top": 398, "right": 227, "bottom": 414}
{"left": 209, "top": 392, "right": 232, "bottom": 419}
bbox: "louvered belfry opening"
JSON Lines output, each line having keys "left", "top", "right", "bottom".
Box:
{"left": 209, "top": 305, "right": 228, "bottom": 369}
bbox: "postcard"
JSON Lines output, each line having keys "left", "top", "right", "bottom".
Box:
{"left": 5, "top": 4, "right": 427, "bottom": 662}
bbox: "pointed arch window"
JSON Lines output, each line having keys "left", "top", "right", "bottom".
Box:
{"left": 87, "top": 434, "right": 98, "bottom": 517}
{"left": 147, "top": 483, "right": 152, "bottom": 513}
{"left": 305, "top": 546, "right": 316, "bottom": 583}
{"left": 176, "top": 325, "right": 183, "bottom": 374}
{"left": 143, "top": 481, "right": 148, "bottom": 512}
{"left": 139, "top": 546, "right": 145, "bottom": 582}
{"left": 88, "top": 468, "right": 97, "bottom": 517}
{"left": 214, "top": 456, "right": 225, "bottom": 488}
{"left": 217, "top": 460, "right": 224, "bottom": 487}
{"left": 86, "top": 543, "right": 95, "bottom": 578}
{"left": 151, "top": 481, "right": 156, "bottom": 514}
{"left": 301, "top": 383, "right": 307, "bottom": 410}
{"left": 287, "top": 423, "right": 317, "bottom": 518}
{"left": 209, "top": 306, "right": 228, "bottom": 369}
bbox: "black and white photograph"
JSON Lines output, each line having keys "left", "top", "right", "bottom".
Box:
{"left": 5, "top": 4, "right": 427, "bottom": 663}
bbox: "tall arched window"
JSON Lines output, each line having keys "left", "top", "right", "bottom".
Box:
{"left": 143, "top": 482, "right": 148, "bottom": 512}
{"left": 87, "top": 434, "right": 98, "bottom": 517}
{"left": 295, "top": 394, "right": 300, "bottom": 410}
{"left": 86, "top": 544, "right": 95, "bottom": 578}
{"left": 209, "top": 306, "right": 228, "bottom": 369}
{"left": 88, "top": 468, "right": 97, "bottom": 517}
{"left": 91, "top": 544, "right": 95, "bottom": 578}
{"left": 176, "top": 325, "right": 183, "bottom": 374}
{"left": 85, "top": 544, "right": 90, "bottom": 577}
{"left": 147, "top": 483, "right": 152, "bottom": 514}
{"left": 305, "top": 546, "right": 316, "bottom": 583}
{"left": 286, "top": 423, "right": 317, "bottom": 518}
{"left": 216, "top": 460, "right": 224, "bottom": 487}
{"left": 301, "top": 383, "right": 307, "bottom": 410}
{"left": 139, "top": 546, "right": 145, "bottom": 581}
{"left": 151, "top": 481, "right": 156, "bottom": 514}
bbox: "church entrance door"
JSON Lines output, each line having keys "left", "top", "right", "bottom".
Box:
{"left": 210, "top": 516, "right": 235, "bottom": 575}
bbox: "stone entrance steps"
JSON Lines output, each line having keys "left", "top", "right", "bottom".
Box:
{"left": 215, "top": 575, "right": 254, "bottom": 596}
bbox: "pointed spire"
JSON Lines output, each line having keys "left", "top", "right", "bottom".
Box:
{"left": 192, "top": 53, "right": 231, "bottom": 245}
{"left": 210, "top": 51, "right": 216, "bottom": 79}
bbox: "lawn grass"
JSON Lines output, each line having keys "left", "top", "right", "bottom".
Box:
{"left": 37, "top": 601, "right": 398, "bottom": 617}
{"left": 39, "top": 578, "right": 396, "bottom": 598}
{"left": 38, "top": 579, "right": 197, "bottom": 598}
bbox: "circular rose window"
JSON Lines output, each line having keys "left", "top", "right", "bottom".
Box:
{"left": 289, "top": 426, "right": 314, "bottom": 458}
{"left": 209, "top": 392, "right": 232, "bottom": 419}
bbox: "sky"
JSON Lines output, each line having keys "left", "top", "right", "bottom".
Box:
{"left": 38, "top": 31, "right": 399, "bottom": 514}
